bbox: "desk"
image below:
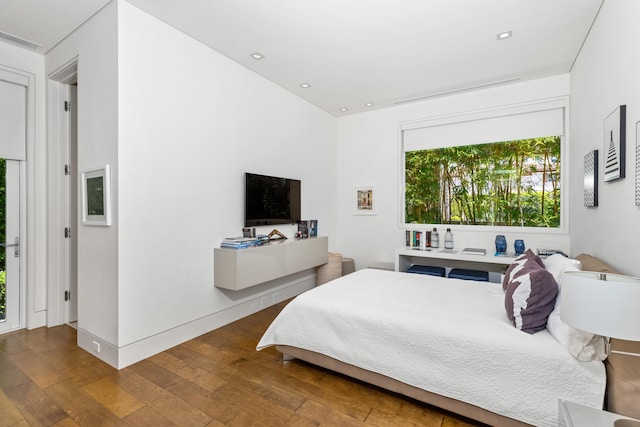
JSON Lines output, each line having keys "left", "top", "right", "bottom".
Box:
{"left": 395, "top": 247, "right": 516, "bottom": 275}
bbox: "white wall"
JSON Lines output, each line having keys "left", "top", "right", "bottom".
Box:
{"left": 116, "top": 1, "right": 336, "bottom": 351}
{"left": 45, "top": 0, "right": 336, "bottom": 367}
{"left": 46, "top": 1, "right": 120, "bottom": 350}
{"left": 570, "top": 0, "right": 640, "bottom": 276}
{"left": 336, "top": 75, "right": 572, "bottom": 270}
{"left": 0, "top": 40, "right": 47, "bottom": 329}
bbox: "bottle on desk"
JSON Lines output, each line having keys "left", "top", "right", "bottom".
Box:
{"left": 431, "top": 228, "right": 439, "bottom": 248}
{"left": 444, "top": 228, "right": 453, "bottom": 249}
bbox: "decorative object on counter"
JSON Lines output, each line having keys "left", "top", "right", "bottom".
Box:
{"left": 297, "top": 220, "right": 309, "bottom": 238}
{"left": 584, "top": 150, "right": 598, "bottom": 207}
{"left": 309, "top": 219, "right": 318, "bottom": 237}
{"left": 242, "top": 227, "right": 256, "bottom": 238}
{"left": 514, "top": 239, "right": 525, "bottom": 255}
{"left": 444, "top": 228, "right": 453, "bottom": 249}
{"left": 462, "top": 247, "right": 486, "bottom": 256}
{"left": 431, "top": 228, "right": 439, "bottom": 248}
{"left": 267, "top": 229, "right": 287, "bottom": 240}
{"left": 603, "top": 104, "right": 626, "bottom": 182}
{"left": 495, "top": 235, "right": 507, "bottom": 253}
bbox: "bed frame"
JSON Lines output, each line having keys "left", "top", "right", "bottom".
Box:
{"left": 276, "top": 345, "right": 532, "bottom": 427}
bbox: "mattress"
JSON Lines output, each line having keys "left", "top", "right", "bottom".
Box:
{"left": 257, "top": 268, "right": 606, "bottom": 427}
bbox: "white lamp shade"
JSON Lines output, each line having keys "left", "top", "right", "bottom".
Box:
{"left": 561, "top": 271, "right": 640, "bottom": 341}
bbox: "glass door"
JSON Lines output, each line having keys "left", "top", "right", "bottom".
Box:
{"left": 0, "top": 159, "right": 20, "bottom": 332}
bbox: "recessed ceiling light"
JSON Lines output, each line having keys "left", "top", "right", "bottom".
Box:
{"left": 339, "top": 107, "right": 349, "bottom": 112}
{"left": 364, "top": 102, "right": 374, "bottom": 107}
{"left": 300, "top": 83, "right": 311, "bottom": 88}
{"left": 497, "top": 30, "right": 512, "bottom": 41}
{"left": 250, "top": 52, "right": 264, "bottom": 60}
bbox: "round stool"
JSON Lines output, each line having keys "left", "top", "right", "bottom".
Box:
{"left": 342, "top": 258, "right": 355, "bottom": 276}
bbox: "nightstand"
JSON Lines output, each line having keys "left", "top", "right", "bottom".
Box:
{"left": 559, "top": 400, "right": 640, "bottom": 427}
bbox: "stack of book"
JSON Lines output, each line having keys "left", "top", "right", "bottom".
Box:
{"left": 220, "top": 236, "right": 262, "bottom": 249}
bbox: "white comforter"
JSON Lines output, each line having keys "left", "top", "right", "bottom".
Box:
{"left": 257, "top": 268, "right": 606, "bottom": 427}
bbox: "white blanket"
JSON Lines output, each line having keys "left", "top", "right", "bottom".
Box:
{"left": 257, "top": 269, "right": 606, "bottom": 427}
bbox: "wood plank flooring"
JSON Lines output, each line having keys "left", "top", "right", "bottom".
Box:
{"left": 0, "top": 301, "right": 484, "bottom": 426}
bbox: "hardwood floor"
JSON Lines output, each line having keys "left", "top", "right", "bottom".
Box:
{"left": 0, "top": 301, "right": 484, "bottom": 426}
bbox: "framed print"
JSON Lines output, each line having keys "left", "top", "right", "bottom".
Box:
{"left": 82, "top": 164, "right": 112, "bottom": 226}
{"left": 354, "top": 186, "right": 376, "bottom": 215}
{"left": 603, "top": 104, "right": 626, "bottom": 182}
{"left": 636, "top": 121, "right": 640, "bottom": 206}
{"left": 584, "top": 150, "right": 598, "bottom": 207}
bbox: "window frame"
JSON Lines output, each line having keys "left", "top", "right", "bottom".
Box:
{"left": 398, "top": 97, "right": 570, "bottom": 235}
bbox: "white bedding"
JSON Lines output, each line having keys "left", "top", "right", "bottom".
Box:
{"left": 257, "top": 268, "right": 606, "bottom": 427}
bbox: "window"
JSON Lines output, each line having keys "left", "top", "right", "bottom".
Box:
{"left": 401, "top": 100, "right": 566, "bottom": 229}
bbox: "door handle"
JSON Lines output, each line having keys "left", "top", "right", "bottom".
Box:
{"left": 0, "top": 237, "right": 19, "bottom": 257}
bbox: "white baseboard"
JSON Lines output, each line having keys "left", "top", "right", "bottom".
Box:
{"left": 78, "top": 273, "right": 316, "bottom": 369}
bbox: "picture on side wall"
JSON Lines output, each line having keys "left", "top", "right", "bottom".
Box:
{"left": 82, "top": 164, "right": 112, "bottom": 226}
{"left": 584, "top": 150, "right": 598, "bottom": 207}
{"left": 636, "top": 121, "right": 640, "bottom": 206}
{"left": 603, "top": 104, "right": 626, "bottom": 182}
{"left": 354, "top": 186, "right": 376, "bottom": 215}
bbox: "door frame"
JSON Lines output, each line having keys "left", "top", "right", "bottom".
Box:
{"left": 47, "top": 59, "right": 78, "bottom": 327}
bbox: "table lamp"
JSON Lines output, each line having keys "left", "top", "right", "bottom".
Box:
{"left": 561, "top": 270, "right": 640, "bottom": 427}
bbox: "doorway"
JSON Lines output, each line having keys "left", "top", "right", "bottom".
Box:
{"left": 0, "top": 74, "right": 26, "bottom": 334}
{"left": 48, "top": 60, "right": 79, "bottom": 328}
{"left": 0, "top": 160, "right": 21, "bottom": 333}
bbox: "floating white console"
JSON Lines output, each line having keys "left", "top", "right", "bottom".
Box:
{"left": 214, "top": 236, "right": 328, "bottom": 290}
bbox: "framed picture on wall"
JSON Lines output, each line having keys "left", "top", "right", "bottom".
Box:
{"left": 354, "top": 186, "right": 376, "bottom": 215}
{"left": 603, "top": 104, "right": 626, "bottom": 182}
{"left": 584, "top": 150, "right": 598, "bottom": 207}
{"left": 82, "top": 164, "right": 112, "bottom": 226}
{"left": 636, "top": 121, "right": 640, "bottom": 206}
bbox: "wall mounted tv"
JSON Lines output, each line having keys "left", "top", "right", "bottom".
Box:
{"left": 245, "top": 173, "right": 301, "bottom": 227}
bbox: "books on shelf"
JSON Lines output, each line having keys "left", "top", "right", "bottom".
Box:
{"left": 462, "top": 247, "right": 487, "bottom": 255}
{"left": 221, "top": 236, "right": 262, "bottom": 249}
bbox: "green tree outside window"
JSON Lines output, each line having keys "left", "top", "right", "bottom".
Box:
{"left": 405, "top": 137, "right": 561, "bottom": 227}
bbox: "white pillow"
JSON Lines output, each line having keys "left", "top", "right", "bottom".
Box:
{"left": 543, "top": 254, "right": 607, "bottom": 361}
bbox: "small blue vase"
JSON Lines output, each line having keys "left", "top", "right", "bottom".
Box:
{"left": 495, "top": 235, "right": 507, "bottom": 253}
{"left": 514, "top": 239, "right": 525, "bottom": 255}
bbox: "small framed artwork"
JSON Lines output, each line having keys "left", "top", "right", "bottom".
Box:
{"left": 636, "top": 121, "right": 640, "bottom": 206}
{"left": 354, "top": 186, "right": 376, "bottom": 215}
{"left": 584, "top": 150, "right": 598, "bottom": 207}
{"left": 603, "top": 104, "right": 626, "bottom": 182}
{"left": 82, "top": 164, "right": 112, "bottom": 226}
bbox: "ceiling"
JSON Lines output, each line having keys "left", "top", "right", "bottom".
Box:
{"left": 0, "top": 0, "right": 603, "bottom": 116}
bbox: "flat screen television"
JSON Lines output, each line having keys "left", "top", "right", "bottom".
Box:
{"left": 244, "top": 173, "right": 301, "bottom": 227}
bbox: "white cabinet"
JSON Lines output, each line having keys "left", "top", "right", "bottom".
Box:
{"left": 214, "top": 236, "right": 328, "bottom": 290}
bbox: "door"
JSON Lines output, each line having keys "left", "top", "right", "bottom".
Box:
{"left": 0, "top": 75, "right": 25, "bottom": 333}
{"left": 0, "top": 160, "right": 20, "bottom": 332}
{"left": 65, "top": 84, "right": 78, "bottom": 324}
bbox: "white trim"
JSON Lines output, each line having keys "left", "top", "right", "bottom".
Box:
{"left": 79, "top": 273, "right": 317, "bottom": 369}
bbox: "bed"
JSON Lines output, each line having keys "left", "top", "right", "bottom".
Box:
{"left": 257, "top": 264, "right": 607, "bottom": 427}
